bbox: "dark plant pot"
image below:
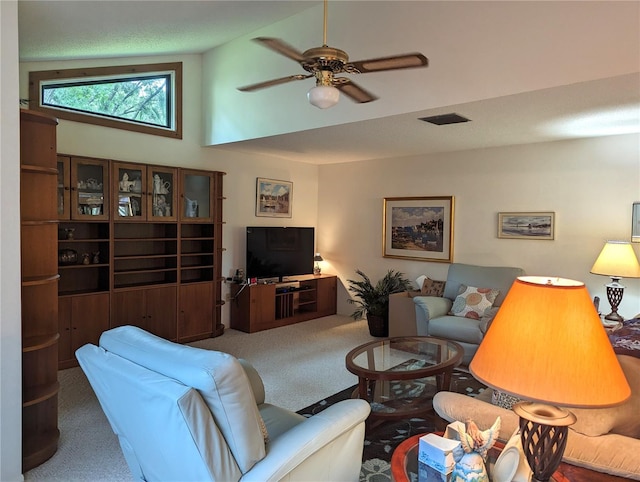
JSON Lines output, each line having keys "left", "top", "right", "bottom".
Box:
{"left": 367, "top": 313, "right": 388, "bottom": 337}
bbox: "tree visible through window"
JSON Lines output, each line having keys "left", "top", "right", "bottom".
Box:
{"left": 29, "top": 63, "right": 182, "bottom": 139}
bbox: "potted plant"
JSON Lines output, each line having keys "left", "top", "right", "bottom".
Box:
{"left": 347, "top": 269, "right": 411, "bottom": 337}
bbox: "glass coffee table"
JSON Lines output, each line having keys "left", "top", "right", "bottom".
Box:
{"left": 345, "top": 337, "right": 463, "bottom": 426}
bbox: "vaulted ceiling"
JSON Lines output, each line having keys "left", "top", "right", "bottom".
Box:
{"left": 18, "top": 1, "right": 640, "bottom": 164}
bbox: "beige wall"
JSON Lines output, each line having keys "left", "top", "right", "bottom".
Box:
{"left": 319, "top": 134, "right": 640, "bottom": 319}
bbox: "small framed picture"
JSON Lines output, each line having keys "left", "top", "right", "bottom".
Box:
{"left": 632, "top": 202, "right": 640, "bottom": 243}
{"left": 256, "top": 178, "right": 292, "bottom": 218}
{"left": 498, "top": 212, "right": 555, "bottom": 240}
{"left": 383, "top": 196, "right": 454, "bottom": 262}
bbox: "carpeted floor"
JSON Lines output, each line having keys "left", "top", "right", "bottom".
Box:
{"left": 297, "top": 369, "right": 487, "bottom": 482}
{"left": 25, "top": 316, "right": 486, "bottom": 481}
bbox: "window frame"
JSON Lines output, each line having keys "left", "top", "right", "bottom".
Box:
{"left": 29, "top": 62, "right": 182, "bottom": 139}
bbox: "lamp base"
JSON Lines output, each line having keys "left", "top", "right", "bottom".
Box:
{"left": 604, "top": 278, "right": 625, "bottom": 322}
{"left": 513, "top": 402, "right": 576, "bottom": 482}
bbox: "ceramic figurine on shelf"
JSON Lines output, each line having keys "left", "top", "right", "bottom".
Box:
{"left": 153, "top": 174, "right": 170, "bottom": 195}
{"left": 119, "top": 172, "right": 135, "bottom": 192}
{"left": 451, "top": 417, "right": 501, "bottom": 482}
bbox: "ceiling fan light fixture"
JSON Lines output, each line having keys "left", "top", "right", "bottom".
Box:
{"left": 307, "top": 85, "right": 340, "bottom": 109}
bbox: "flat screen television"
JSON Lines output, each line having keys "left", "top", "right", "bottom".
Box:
{"left": 246, "top": 226, "right": 315, "bottom": 282}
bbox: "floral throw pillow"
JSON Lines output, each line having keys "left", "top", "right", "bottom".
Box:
{"left": 421, "top": 277, "right": 446, "bottom": 297}
{"left": 450, "top": 284, "right": 500, "bottom": 319}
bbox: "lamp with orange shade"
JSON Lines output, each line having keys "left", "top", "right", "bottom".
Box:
{"left": 470, "top": 276, "right": 630, "bottom": 482}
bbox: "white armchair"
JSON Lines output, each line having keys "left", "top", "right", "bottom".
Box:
{"left": 76, "top": 325, "right": 370, "bottom": 482}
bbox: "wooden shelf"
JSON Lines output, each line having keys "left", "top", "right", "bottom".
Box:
{"left": 115, "top": 267, "right": 178, "bottom": 275}
{"left": 21, "top": 165, "right": 58, "bottom": 175}
{"left": 23, "top": 429, "right": 60, "bottom": 473}
{"left": 22, "top": 274, "right": 60, "bottom": 286}
{"left": 59, "top": 263, "right": 109, "bottom": 269}
{"left": 23, "top": 333, "right": 60, "bottom": 352}
{"left": 21, "top": 110, "right": 60, "bottom": 471}
{"left": 113, "top": 280, "right": 178, "bottom": 290}
{"left": 58, "top": 238, "right": 109, "bottom": 243}
{"left": 114, "top": 254, "right": 176, "bottom": 260}
{"left": 23, "top": 381, "right": 60, "bottom": 407}
{"left": 59, "top": 288, "right": 109, "bottom": 297}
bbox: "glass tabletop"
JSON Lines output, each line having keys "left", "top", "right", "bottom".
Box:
{"left": 347, "top": 337, "right": 462, "bottom": 378}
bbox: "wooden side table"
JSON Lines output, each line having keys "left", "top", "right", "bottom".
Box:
{"left": 391, "top": 432, "right": 627, "bottom": 482}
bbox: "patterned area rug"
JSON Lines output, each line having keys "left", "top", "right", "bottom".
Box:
{"left": 296, "top": 369, "right": 486, "bottom": 482}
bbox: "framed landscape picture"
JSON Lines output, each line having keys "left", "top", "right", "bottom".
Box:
{"left": 383, "top": 196, "right": 454, "bottom": 262}
{"left": 256, "top": 178, "right": 292, "bottom": 218}
{"left": 498, "top": 212, "right": 555, "bottom": 240}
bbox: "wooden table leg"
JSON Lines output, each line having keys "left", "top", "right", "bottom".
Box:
{"left": 436, "top": 369, "right": 453, "bottom": 392}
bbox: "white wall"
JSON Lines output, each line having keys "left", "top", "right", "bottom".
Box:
{"left": 1, "top": 2, "right": 25, "bottom": 480}
{"left": 319, "top": 134, "right": 640, "bottom": 320}
{"left": 204, "top": 1, "right": 640, "bottom": 145}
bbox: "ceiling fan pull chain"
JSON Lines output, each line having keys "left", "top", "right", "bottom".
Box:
{"left": 323, "top": 0, "right": 328, "bottom": 46}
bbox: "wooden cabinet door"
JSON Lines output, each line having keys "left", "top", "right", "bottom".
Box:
{"left": 316, "top": 276, "right": 337, "bottom": 316}
{"left": 179, "top": 282, "right": 213, "bottom": 340}
{"left": 113, "top": 162, "right": 146, "bottom": 221}
{"left": 251, "top": 284, "right": 276, "bottom": 328}
{"left": 57, "top": 155, "right": 71, "bottom": 220}
{"left": 59, "top": 293, "right": 109, "bottom": 369}
{"left": 71, "top": 157, "right": 109, "bottom": 220}
{"left": 111, "top": 290, "right": 147, "bottom": 330}
{"left": 145, "top": 286, "right": 177, "bottom": 340}
{"left": 58, "top": 297, "right": 72, "bottom": 365}
{"left": 180, "top": 169, "right": 213, "bottom": 222}
{"left": 147, "top": 165, "right": 177, "bottom": 221}
{"left": 71, "top": 293, "right": 110, "bottom": 353}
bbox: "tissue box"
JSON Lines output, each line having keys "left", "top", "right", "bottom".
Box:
{"left": 418, "top": 433, "right": 460, "bottom": 475}
{"left": 444, "top": 420, "right": 466, "bottom": 442}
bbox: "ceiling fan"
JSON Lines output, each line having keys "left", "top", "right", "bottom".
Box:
{"left": 238, "top": 0, "right": 429, "bottom": 109}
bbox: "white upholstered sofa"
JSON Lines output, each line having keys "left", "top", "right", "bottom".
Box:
{"left": 434, "top": 354, "right": 640, "bottom": 480}
{"left": 76, "top": 325, "right": 370, "bottom": 481}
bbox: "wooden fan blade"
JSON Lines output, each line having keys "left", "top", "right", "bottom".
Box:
{"left": 238, "top": 74, "right": 313, "bottom": 92}
{"left": 333, "top": 78, "right": 378, "bottom": 103}
{"left": 345, "top": 53, "right": 428, "bottom": 74}
{"left": 253, "top": 37, "right": 307, "bottom": 63}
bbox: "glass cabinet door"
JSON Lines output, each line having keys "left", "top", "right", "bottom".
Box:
{"left": 148, "top": 166, "right": 177, "bottom": 221}
{"left": 57, "top": 155, "right": 71, "bottom": 220}
{"left": 71, "top": 157, "right": 109, "bottom": 220}
{"left": 180, "top": 170, "right": 213, "bottom": 222}
{"left": 114, "top": 162, "right": 146, "bottom": 221}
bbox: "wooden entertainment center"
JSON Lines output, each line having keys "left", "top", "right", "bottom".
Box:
{"left": 229, "top": 275, "right": 337, "bottom": 333}
{"left": 55, "top": 154, "right": 225, "bottom": 370}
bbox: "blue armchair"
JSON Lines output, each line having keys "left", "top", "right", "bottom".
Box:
{"left": 413, "top": 263, "right": 525, "bottom": 364}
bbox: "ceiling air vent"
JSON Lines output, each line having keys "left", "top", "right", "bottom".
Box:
{"left": 419, "top": 113, "right": 471, "bottom": 125}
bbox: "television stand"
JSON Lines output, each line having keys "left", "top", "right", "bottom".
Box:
{"left": 229, "top": 275, "right": 337, "bottom": 333}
